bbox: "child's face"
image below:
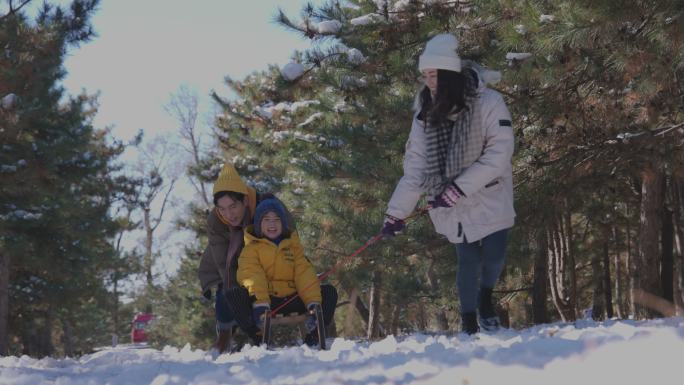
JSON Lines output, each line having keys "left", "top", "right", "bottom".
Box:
{"left": 260, "top": 211, "right": 282, "bottom": 240}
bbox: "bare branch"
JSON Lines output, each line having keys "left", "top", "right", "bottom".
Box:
{"left": 151, "top": 178, "right": 176, "bottom": 232}
{"left": 114, "top": 209, "right": 134, "bottom": 254}
{"left": 1, "top": 0, "right": 32, "bottom": 21}
{"left": 493, "top": 287, "right": 532, "bottom": 294}
{"left": 167, "top": 86, "right": 211, "bottom": 208}
{"left": 654, "top": 122, "right": 684, "bottom": 136}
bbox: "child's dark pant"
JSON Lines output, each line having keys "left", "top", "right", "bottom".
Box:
{"left": 223, "top": 284, "right": 338, "bottom": 341}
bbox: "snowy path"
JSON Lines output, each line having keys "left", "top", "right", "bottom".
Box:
{"left": 2, "top": 317, "right": 683, "bottom": 385}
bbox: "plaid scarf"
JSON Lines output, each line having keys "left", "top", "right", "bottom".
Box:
{"left": 420, "top": 95, "right": 483, "bottom": 197}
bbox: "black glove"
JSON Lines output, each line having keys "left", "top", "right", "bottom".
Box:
{"left": 200, "top": 289, "right": 212, "bottom": 305}
{"left": 305, "top": 303, "right": 319, "bottom": 332}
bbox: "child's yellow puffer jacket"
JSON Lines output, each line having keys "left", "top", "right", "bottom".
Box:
{"left": 237, "top": 226, "right": 321, "bottom": 306}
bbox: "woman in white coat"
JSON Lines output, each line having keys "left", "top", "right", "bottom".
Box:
{"left": 381, "top": 34, "right": 515, "bottom": 334}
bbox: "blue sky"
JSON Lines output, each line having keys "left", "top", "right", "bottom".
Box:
{"left": 60, "top": 0, "right": 321, "bottom": 143}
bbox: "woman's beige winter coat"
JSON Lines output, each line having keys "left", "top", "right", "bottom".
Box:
{"left": 386, "top": 76, "right": 515, "bottom": 243}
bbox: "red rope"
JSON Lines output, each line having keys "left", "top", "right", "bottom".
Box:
{"left": 269, "top": 206, "right": 429, "bottom": 317}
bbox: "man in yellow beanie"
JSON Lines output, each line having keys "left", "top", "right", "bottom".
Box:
{"left": 197, "top": 163, "right": 290, "bottom": 353}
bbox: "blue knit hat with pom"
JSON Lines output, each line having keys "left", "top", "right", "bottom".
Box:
{"left": 253, "top": 198, "right": 289, "bottom": 237}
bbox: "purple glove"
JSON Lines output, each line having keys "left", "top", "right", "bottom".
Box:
{"left": 381, "top": 215, "right": 405, "bottom": 238}
{"left": 305, "top": 303, "right": 318, "bottom": 332}
{"left": 430, "top": 183, "right": 464, "bottom": 208}
{"left": 252, "top": 305, "right": 270, "bottom": 329}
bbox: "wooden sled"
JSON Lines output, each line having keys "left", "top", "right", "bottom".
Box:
{"left": 262, "top": 303, "right": 326, "bottom": 350}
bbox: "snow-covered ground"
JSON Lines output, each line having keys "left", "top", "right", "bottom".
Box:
{"left": 2, "top": 317, "right": 683, "bottom": 385}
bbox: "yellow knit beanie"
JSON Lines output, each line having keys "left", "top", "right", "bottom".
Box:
{"left": 213, "top": 163, "right": 249, "bottom": 196}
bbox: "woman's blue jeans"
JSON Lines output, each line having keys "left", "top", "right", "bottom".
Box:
{"left": 456, "top": 228, "right": 509, "bottom": 313}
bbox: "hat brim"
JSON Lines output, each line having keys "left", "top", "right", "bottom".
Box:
{"left": 418, "top": 55, "right": 461, "bottom": 73}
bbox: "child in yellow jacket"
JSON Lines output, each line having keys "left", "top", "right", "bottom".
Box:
{"left": 225, "top": 198, "right": 338, "bottom": 346}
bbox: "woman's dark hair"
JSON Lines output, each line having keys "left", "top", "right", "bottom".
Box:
{"left": 418, "top": 68, "right": 478, "bottom": 127}
{"left": 213, "top": 190, "right": 246, "bottom": 206}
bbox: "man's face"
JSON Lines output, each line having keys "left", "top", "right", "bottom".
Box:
{"left": 216, "top": 195, "right": 247, "bottom": 226}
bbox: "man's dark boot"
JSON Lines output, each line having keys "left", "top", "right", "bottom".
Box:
{"left": 214, "top": 328, "right": 232, "bottom": 354}
{"left": 461, "top": 312, "right": 479, "bottom": 335}
{"left": 247, "top": 326, "right": 263, "bottom": 346}
{"left": 478, "top": 287, "right": 501, "bottom": 332}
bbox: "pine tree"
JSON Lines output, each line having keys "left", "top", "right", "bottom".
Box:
{"left": 0, "top": 0, "right": 130, "bottom": 356}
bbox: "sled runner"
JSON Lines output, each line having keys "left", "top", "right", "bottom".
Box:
{"left": 262, "top": 303, "right": 326, "bottom": 350}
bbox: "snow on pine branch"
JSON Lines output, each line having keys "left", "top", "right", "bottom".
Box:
{"left": 0, "top": 210, "right": 43, "bottom": 221}
{"left": 350, "top": 14, "right": 382, "bottom": 26}
{"left": 341, "top": 75, "right": 367, "bottom": 90}
{"left": 264, "top": 130, "right": 324, "bottom": 144}
{"left": 281, "top": 62, "right": 305, "bottom": 81}
{"left": 297, "top": 112, "right": 324, "bottom": 128}
{"left": 254, "top": 100, "right": 321, "bottom": 120}
{"left": 265, "top": 128, "right": 343, "bottom": 148}
{"left": 506, "top": 52, "right": 533, "bottom": 62}
{"left": 540, "top": 14, "right": 555, "bottom": 23}
{"left": 341, "top": 2, "right": 360, "bottom": 10}
{"left": 346, "top": 48, "right": 366, "bottom": 65}
{"left": 335, "top": 43, "right": 367, "bottom": 65}
{"left": 316, "top": 20, "right": 342, "bottom": 34}
{"left": 290, "top": 100, "right": 321, "bottom": 112}
{"left": 1, "top": 93, "right": 18, "bottom": 109}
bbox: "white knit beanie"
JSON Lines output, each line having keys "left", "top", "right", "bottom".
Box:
{"left": 418, "top": 33, "right": 461, "bottom": 73}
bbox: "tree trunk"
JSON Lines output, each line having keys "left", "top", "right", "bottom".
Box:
{"left": 0, "top": 252, "right": 9, "bottom": 356}
{"left": 628, "top": 206, "right": 638, "bottom": 318}
{"left": 613, "top": 226, "right": 625, "bottom": 319}
{"left": 21, "top": 320, "right": 35, "bottom": 356}
{"left": 563, "top": 207, "right": 578, "bottom": 318}
{"left": 548, "top": 224, "right": 566, "bottom": 321}
{"left": 673, "top": 174, "right": 684, "bottom": 314}
{"left": 113, "top": 278, "right": 120, "bottom": 343}
{"left": 343, "top": 288, "right": 358, "bottom": 335}
{"left": 662, "top": 204, "right": 674, "bottom": 303}
{"left": 425, "top": 251, "right": 449, "bottom": 331}
{"left": 635, "top": 166, "right": 664, "bottom": 319}
{"left": 61, "top": 318, "right": 74, "bottom": 357}
{"left": 143, "top": 207, "right": 154, "bottom": 287}
{"left": 547, "top": 209, "right": 576, "bottom": 322}
{"left": 367, "top": 269, "right": 382, "bottom": 339}
{"left": 415, "top": 301, "right": 428, "bottom": 331}
{"left": 37, "top": 309, "right": 55, "bottom": 358}
{"left": 602, "top": 229, "right": 614, "bottom": 319}
{"left": 344, "top": 287, "right": 369, "bottom": 326}
{"left": 591, "top": 242, "right": 605, "bottom": 320}
{"left": 390, "top": 304, "right": 401, "bottom": 335}
{"left": 326, "top": 316, "right": 338, "bottom": 339}
{"left": 532, "top": 227, "right": 549, "bottom": 324}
